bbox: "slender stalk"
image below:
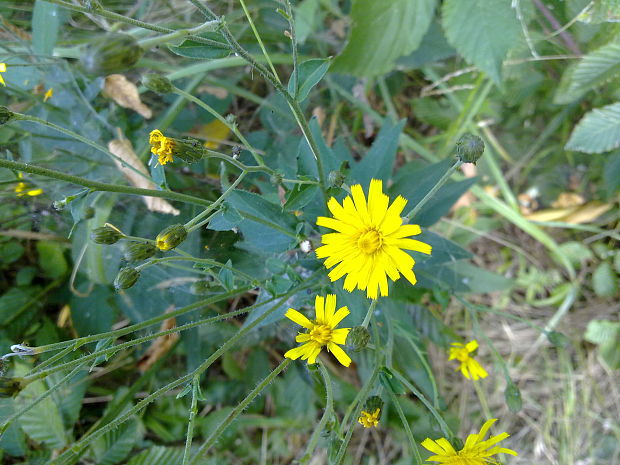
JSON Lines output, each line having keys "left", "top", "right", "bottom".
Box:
{"left": 404, "top": 160, "right": 463, "bottom": 221}
{"left": 172, "top": 87, "right": 265, "bottom": 166}
{"left": 0, "top": 364, "right": 84, "bottom": 434}
{"left": 282, "top": 0, "right": 299, "bottom": 94}
{"left": 138, "top": 20, "right": 218, "bottom": 49}
{"left": 10, "top": 113, "right": 149, "bottom": 181}
{"left": 472, "top": 380, "right": 493, "bottom": 421}
{"left": 0, "top": 158, "right": 212, "bottom": 207}
{"left": 189, "top": 359, "right": 291, "bottom": 463}
{"left": 386, "top": 388, "right": 423, "bottom": 465}
{"left": 301, "top": 362, "right": 334, "bottom": 462}
{"left": 182, "top": 378, "right": 201, "bottom": 465}
{"left": 340, "top": 361, "right": 382, "bottom": 433}
{"left": 239, "top": 0, "right": 281, "bottom": 83}
{"left": 361, "top": 299, "right": 378, "bottom": 328}
{"left": 136, "top": 255, "right": 255, "bottom": 283}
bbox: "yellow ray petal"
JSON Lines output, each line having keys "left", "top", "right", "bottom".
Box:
{"left": 327, "top": 342, "right": 351, "bottom": 367}
{"left": 314, "top": 295, "right": 325, "bottom": 322}
{"left": 285, "top": 309, "right": 313, "bottom": 329}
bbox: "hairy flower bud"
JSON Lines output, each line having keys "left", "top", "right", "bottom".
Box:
{"left": 363, "top": 395, "right": 384, "bottom": 413}
{"left": 156, "top": 224, "right": 188, "bottom": 251}
{"left": 455, "top": 133, "right": 485, "bottom": 164}
{"left": 142, "top": 73, "right": 174, "bottom": 94}
{"left": 123, "top": 242, "right": 157, "bottom": 262}
{"left": 80, "top": 33, "right": 143, "bottom": 76}
{"left": 0, "top": 106, "right": 15, "bottom": 125}
{"left": 0, "top": 376, "right": 27, "bottom": 398}
{"left": 90, "top": 224, "right": 123, "bottom": 244}
{"left": 504, "top": 381, "right": 522, "bottom": 413}
{"left": 347, "top": 326, "right": 370, "bottom": 352}
{"left": 328, "top": 170, "right": 346, "bottom": 188}
{"left": 114, "top": 266, "right": 140, "bottom": 290}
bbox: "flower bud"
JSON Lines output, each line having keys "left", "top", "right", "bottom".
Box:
{"left": 114, "top": 266, "right": 140, "bottom": 290}
{"left": 149, "top": 130, "right": 206, "bottom": 165}
{"left": 455, "top": 133, "right": 485, "bottom": 164}
{"left": 156, "top": 224, "right": 188, "bottom": 251}
{"left": 504, "top": 381, "right": 522, "bottom": 413}
{"left": 0, "top": 106, "right": 15, "bottom": 125}
{"left": 123, "top": 242, "right": 157, "bottom": 262}
{"left": 0, "top": 377, "right": 27, "bottom": 398}
{"left": 270, "top": 172, "right": 283, "bottom": 186}
{"left": 363, "top": 395, "right": 384, "bottom": 413}
{"left": 142, "top": 73, "right": 174, "bottom": 94}
{"left": 90, "top": 224, "right": 123, "bottom": 244}
{"left": 328, "top": 170, "right": 346, "bottom": 188}
{"left": 80, "top": 33, "right": 143, "bottom": 76}
{"left": 347, "top": 326, "right": 370, "bottom": 352}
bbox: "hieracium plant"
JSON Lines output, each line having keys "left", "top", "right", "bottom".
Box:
{"left": 0, "top": 2, "right": 522, "bottom": 465}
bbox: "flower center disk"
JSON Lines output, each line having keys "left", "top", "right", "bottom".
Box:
{"left": 357, "top": 229, "right": 383, "bottom": 255}
{"left": 309, "top": 324, "right": 332, "bottom": 345}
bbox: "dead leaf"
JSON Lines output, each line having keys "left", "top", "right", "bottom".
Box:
{"left": 108, "top": 137, "right": 180, "bottom": 215}
{"left": 137, "top": 310, "right": 179, "bottom": 372}
{"left": 103, "top": 74, "right": 152, "bottom": 119}
{"left": 197, "top": 85, "right": 228, "bottom": 99}
{"left": 525, "top": 201, "right": 612, "bottom": 224}
{"left": 551, "top": 192, "right": 585, "bottom": 208}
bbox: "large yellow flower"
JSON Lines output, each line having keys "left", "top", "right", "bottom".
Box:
{"left": 449, "top": 340, "right": 488, "bottom": 380}
{"left": 421, "top": 418, "right": 517, "bottom": 465}
{"left": 284, "top": 294, "right": 351, "bottom": 367}
{"left": 315, "top": 179, "right": 431, "bottom": 299}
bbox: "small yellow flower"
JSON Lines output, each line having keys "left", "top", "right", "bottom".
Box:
{"left": 284, "top": 294, "right": 351, "bottom": 367}
{"left": 14, "top": 173, "right": 43, "bottom": 197}
{"left": 155, "top": 224, "right": 188, "bottom": 251}
{"left": 421, "top": 418, "right": 517, "bottom": 464}
{"left": 449, "top": 340, "right": 488, "bottom": 380}
{"left": 315, "top": 179, "right": 431, "bottom": 299}
{"left": 358, "top": 408, "right": 381, "bottom": 428}
{"left": 149, "top": 129, "right": 174, "bottom": 165}
{"left": 0, "top": 63, "right": 6, "bottom": 86}
{"left": 43, "top": 88, "right": 53, "bottom": 102}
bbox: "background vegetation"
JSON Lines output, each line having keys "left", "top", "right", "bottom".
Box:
{"left": 0, "top": 0, "right": 619, "bottom": 464}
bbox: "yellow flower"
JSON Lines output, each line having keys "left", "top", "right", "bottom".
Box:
{"left": 358, "top": 408, "right": 381, "bottom": 428}
{"left": 421, "top": 418, "right": 517, "bottom": 464}
{"left": 149, "top": 129, "right": 174, "bottom": 165}
{"left": 449, "top": 340, "right": 488, "bottom": 380}
{"left": 14, "top": 173, "right": 43, "bottom": 197}
{"left": 0, "top": 63, "right": 6, "bottom": 86}
{"left": 284, "top": 294, "right": 351, "bottom": 367}
{"left": 43, "top": 88, "right": 53, "bottom": 102}
{"left": 315, "top": 179, "right": 431, "bottom": 299}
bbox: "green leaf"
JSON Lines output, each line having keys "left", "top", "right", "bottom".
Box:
{"left": 288, "top": 58, "right": 330, "bottom": 102}
{"left": 592, "top": 261, "right": 618, "bottom": 297}
{"left": 33, "top": 0, "right": 63, "bottom": 56}
{"left": 556, "top": 41, "right": 620, "bottom": 103}
{"left": 218, "top": 259, "right": 234, "bottom": 290}
{"left": 126, "top": 447, "right": 185, "bottom": 465}
{"left": 15, "top": 364, "right": 68, "bottom": 449}
{"left": 442, "top": 0, "right": 521, "bottom": 83}
{"left": 349, "top": 118, "right": 405, "bottom": 185}
{"left": 168, "top": 33, "right": 231, "bottom": 59}
{"left": 36, "top": 241, "right": 68, "bottom": 279}
{"left": 566, "top": 102, "right": 620, "bottom": 153}
{"left": 331, "top": 0, "right": 436, "bottom": 76}
{"left": 295, "top": 0, "right": 320, "bottom": 43}
{"left": 578, "top": 0, "right": 620, "bottom": 23}
{"left": 283, "top": 183, "right": 320, "bottom": 211}
{"left": 584, "top": 320, "right": 620, "bottom": 369}
{"left": 90, "top": 418, "right": 139, "bottom": 465}
{"left": 0, "top": 241, "right": 24, "bottom": 265}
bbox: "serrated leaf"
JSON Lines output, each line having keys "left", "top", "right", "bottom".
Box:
{"left": 592, "top": 261, "right": 618, "bottom": 297}
{"left": 126, "top": 447, "right": 184, "bottom": 465}
{"left": 168, "top": 33, "right": 231, "bottom": 59}
{"left": 442, "top": 0, "right": 521, "bottom": 83}
{"left": 90, "top": 418, "right": 139, "bottom": 465}
{"left": 283, "top": 183, "right": 320, "bottom": 211}
{"left": 557, "top": 41, "right": 620, "bottom": 103}
{"left": 331, "top": 0, "right": 436, "bottom": 76}
{"left": 566, "top": 102, "right": 620, "bottom": 153}
{"left": 288, "top": 58, "right": 330, "bottom": 102}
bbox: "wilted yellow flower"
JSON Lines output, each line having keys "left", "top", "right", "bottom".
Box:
{"left": 284, "top": 294, "right": 351, "bottom": 367}
{"left": 358, "top": 408, "right": 381, "bottom": 428}
{"left": 421, "top": 418, "right": 517, "bottom": 464}
{"left": 449, "top": 340, "right": 488, "bottom": 380}
{"left": 149, "top": 129, "right": 174, "bottom": 165}
{"left": 43, "top": 88, "right": 53, "bottom": 102}
{"left": 14, "top": 173, "right": 43, "bottom": 197}
{"left": 155, "top": 224, "right": 187, "bottom": 251}
{"left": 315, "top": 179, "right": 431, "bottom": 299}
{"left": 0, "top": 63, "right": 6, "bottom": 86}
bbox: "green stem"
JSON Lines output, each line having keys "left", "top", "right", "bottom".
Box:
{"left": 136, "top": 255, "right": 255, "bottom": 283}
{"left": 386, "top": 388, "right": 423, "bottom": 465}
{"left": 173, "top": 87, "right": 265, "bottom": 166}
{"left": 301, "top": 362, "right": 334, "bottom": 462}
{"left": 340, "top": 360, "right": 382, "bottom": 434}
{"left": 282, "top": 0, "right": 299, "bottom": 95}
{"left": 189, "top": 359, "right": 291, "bottom": 463}
{"left": 404, "top": 160, "right": 463, "bottom": 221}
{"left": 10, "top": 113, "right": 149, "bottom": 181}
{"left": 361, "top": 299, "right": 378, "bottom": 328}
{"left": 138, "top": 20, "right": 218, "bottom": 49}
{"left": 239, "top": 0, "right": 281, "bottom": 83}
{"left": 472, "top": 380, "right": 493, "bottom": 421}
{"left": 0, "top": 158, "right": 212, "bottom": 207}
{"left": 0, "top": 364, "right": 84, "bottom": 434}
{"left": 182, "top": 378, "right": 201, "bottom": 465}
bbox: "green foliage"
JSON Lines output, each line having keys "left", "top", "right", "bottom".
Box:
{"left": 288, "top": 58, "right": 330, "bottom": 102}
{"left": 566, "top": 102, "right": 620, "bottom": 153}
